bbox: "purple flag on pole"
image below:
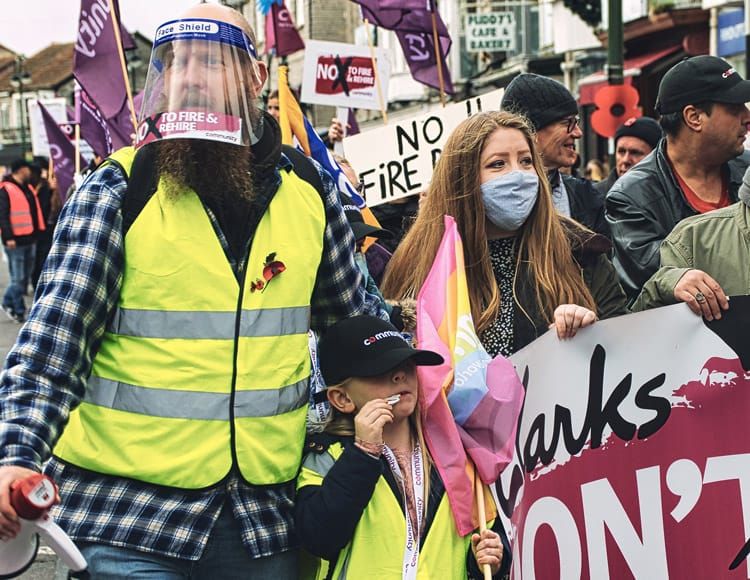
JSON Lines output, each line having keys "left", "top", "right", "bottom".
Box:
{"left": 352, "top": 0, "right": 454, "bottom": 94}
{"left": 106, "top": 91, "right": 141, "bottom": 150}
{"left": 79, "top": 89, "right": 114, "bottom": 157}
{"left": 39, "top": 103, "right": 86, "bottom": 199}
{"left": 264, "top": 0, "right": 305, "bottom": 57}
{"left": 74, "top": 0, "right": 129, "bottom": 119}
{"left": 347, "top": 108, "right": 360, "bottom": 137}
{"left": 378, "top": 0, "right": 432, "bottom": 10}
{"left": 396, "top": 16, "right": 454, "bottom": 94}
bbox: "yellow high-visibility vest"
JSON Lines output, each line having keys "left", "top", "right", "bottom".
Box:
{"left": 298, "top": 442, "right": 471, "bottom": 579}
{"left": 54, "top": 146, "right": 326, "bottom": 488}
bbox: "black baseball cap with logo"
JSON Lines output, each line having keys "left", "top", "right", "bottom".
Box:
{"left": 656, "top": 55, "right": 750, "bottom": 115}
{"left": 341, "top": 194, "right": 393, "bottom": 242}
{"left": 318, "top": 315, "right": 443, "bottom": 386}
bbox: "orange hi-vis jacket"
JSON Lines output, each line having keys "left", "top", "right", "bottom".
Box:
{"left": 0, "top": 181, "right": 45, "bottom": 237}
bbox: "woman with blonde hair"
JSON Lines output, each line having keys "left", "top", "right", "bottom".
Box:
{"left": 381, "top": 111, "right": 627, "bottom": 356}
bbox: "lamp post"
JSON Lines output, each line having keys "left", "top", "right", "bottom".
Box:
{"left": 9, "top": 56, "right": 31, "bottom": 157}
{"left": 126, "top": 51, "right": 143, "bottom": 94}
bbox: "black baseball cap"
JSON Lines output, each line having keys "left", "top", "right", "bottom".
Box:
{"left": 341, "top": 195, "right": 393, "bottom": 242}
{"left": 656, "top": 55, "right": 750, "bottom": 115}
{"left": 318, "top": 315, "right": 444, "bottom": 385}
{"left": 10, "top": 159, "right": 31, "bottom": 173}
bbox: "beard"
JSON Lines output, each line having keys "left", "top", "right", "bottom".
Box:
{"left": 152, "top": 139, "right": 256, "bottom": 205}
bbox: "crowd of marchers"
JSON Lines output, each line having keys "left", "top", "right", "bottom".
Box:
{"left": 0, "top": 3, "right": 749, "bottom": 578}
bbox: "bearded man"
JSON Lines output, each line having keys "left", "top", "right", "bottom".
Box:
{"left": 0, "top": 4, "right": 388, "bottom": 577}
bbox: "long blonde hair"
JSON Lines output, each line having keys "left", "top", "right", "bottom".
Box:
{"left": 381, "top": 110, "right": 596, "bottom": 332}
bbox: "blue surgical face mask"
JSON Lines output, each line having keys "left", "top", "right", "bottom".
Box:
{"left": 480, "top": 170, "right": 539, "bottom": 232}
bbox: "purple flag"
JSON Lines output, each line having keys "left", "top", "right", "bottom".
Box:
{"left": 39, "top": 103, "right": 86, "bottom": 199}
{"left": 396, "top": 17, "right": 454, "bottom": 94}
{"left": 347, "top": 108, "right": 360, "bottom": 137}
{"left": 352, "top": 0, "right": 454, "bottom": 94}
{"left": 378, "top": 0, "right": 432, "bottom": 9}
{"left": 265, "top": 1, "right": 305, "bottom": 57}
{"left": 74, "top": 0, "right": 129, "bottom": 119}
{"left": 107, "top": 92, "right": 142, "bottom": 151}
{"left": 79, "top": 89, "right": 114, "bottom": 157}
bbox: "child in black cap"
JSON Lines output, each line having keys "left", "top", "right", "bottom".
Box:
{"left": 296, "top": 315, "right": 509, "bottom": 579}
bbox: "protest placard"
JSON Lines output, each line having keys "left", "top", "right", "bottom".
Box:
{"left": 28, "top": 98, "right": 67, "bottom": 157}
{"left": 300, "top": 40, "right": 390, "bottom": 111}
{"left": 499, "top": 298, "right": 750, "bottom": 578}
{"left": 343, "top": 88, "right": 503, "bottom": 207}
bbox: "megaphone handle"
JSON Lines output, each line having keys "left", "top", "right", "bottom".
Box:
{"left": 32, "top": 518, "right": 87, "bottom": 572}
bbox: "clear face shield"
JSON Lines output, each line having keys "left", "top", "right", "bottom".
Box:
{"left": 136, "top": 18, "right": 263, "bottom": 148}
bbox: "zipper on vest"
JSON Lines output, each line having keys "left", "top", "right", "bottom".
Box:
{"left": 228, "top": 264, "right": 246, "bottom": 472}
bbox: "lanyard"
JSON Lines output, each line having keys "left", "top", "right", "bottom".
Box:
{"left": 382, "top": 442, "right": 425, "bottom": 580}
{"left": 307, "top": 330, "right": 330, "bottom": 427}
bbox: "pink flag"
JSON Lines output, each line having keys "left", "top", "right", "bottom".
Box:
{"left": 417, "top": 215, "right": 525, "bottom": 535}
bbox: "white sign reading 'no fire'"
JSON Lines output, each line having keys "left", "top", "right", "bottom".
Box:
{"left": 343, "top": 89, "right": 504, "bottom": 207}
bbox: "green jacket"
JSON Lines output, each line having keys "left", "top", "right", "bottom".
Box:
{"left": 632, "top": 201, "right": 750, "bottom": 311}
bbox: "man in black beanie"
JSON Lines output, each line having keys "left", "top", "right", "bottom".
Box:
{"left": 606, "top": 55, "right": 750, "bottom": 302}
{"left": 502, "top": 73, "right": 610, "bottom": 239}
{"left": 594, "top": 116, "right": 663, "bottom": 195}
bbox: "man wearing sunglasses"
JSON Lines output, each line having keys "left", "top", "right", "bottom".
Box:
{"left": 501, "top": 73, "right": 610, "bottom": 240}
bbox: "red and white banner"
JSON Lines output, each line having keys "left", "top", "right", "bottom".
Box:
{"left": 500, "top": 297, "right": 750, "bottom": 579}
{"left": 301, "top": 40, "right": 390, "bottom": 110}
{"left": 135, "top": 110, "right": 242, "bottom": 147}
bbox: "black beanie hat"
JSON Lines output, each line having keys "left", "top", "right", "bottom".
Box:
{"left": 501, "top": 73, "right": 579, "bottom": 131}
{"left": 614, "top": 116, "right": 662, "bottom": 150}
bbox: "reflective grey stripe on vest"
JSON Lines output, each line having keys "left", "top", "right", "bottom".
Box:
{"left": 108, "top": 306, "right": 310, "bottom": 339}
{"left": 337, "top": 548, "right": 352, "bottom": 580}
{"left": 85, "top": 375, "right": 309, "bottom": 419}
{"left": 302, "top": 449, "right": 336, "bottom": 478}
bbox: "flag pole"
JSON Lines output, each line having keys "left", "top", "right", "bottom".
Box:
{"left": 364, "top": 19, "right": 388, "bottom": 125}
{"left": 430, "top": 7, "right": 447, "bottom": 107}
{"left": 74, "top": 124, "right": 81, "bottom": 176}
{"left": 108, "top": 0, "right": 138, "bottom": 134}
{"left": 74, "top": 83, "right": 81, "bottom": 176}
{"left": 474, "top": 470, "right": 493, "bottom": 580}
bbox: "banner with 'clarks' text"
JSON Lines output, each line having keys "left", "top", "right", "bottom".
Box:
{"left": 500, "top": 297, "right": 750, "bottom": 579}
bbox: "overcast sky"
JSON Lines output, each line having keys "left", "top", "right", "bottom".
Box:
{"left": 2, "top": 0, "right": 225, "bottom": 56}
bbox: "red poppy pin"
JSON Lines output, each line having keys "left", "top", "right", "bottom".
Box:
{"left": 250, "top": 252, "right": 286, "bottom": 292}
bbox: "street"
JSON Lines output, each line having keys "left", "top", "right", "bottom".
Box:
{"left": 0, "top": 261, "right": 62, "bottom": 579}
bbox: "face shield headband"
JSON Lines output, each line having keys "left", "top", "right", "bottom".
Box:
{"left": 136, "top": 17, "right": 263, "bottom": 148}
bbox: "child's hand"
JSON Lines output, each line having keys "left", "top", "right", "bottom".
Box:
{"left": 354, "top": 399, "right": 394, "bottom": 445}
{"left": 471, "top": 529, "right": 503, "bottom": 576}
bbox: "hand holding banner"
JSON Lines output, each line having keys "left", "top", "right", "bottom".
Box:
{"left": 502, "top": 297, "right": 750, "bottom": 578}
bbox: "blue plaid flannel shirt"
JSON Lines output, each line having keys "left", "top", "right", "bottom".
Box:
{"left": 0, "top": 153, "right": 387, "bottom": 560}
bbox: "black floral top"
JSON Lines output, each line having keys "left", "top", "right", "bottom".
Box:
{"left": 480, "top": 238, "right": 516, "bottom": 357}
